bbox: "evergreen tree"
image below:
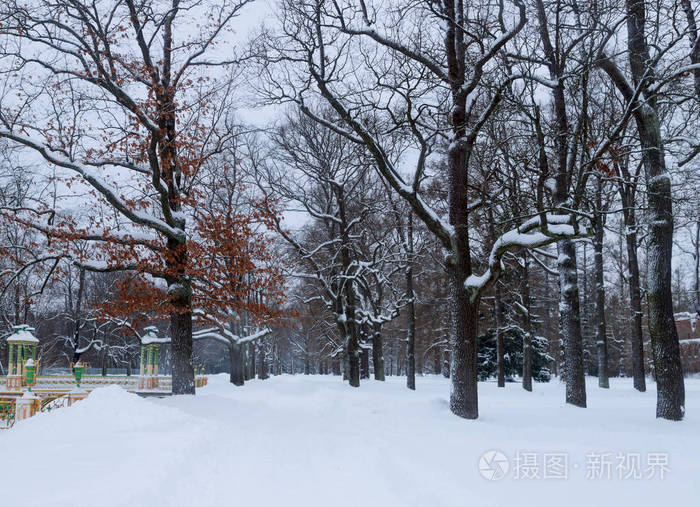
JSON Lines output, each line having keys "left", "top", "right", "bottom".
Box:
{"left": 478, "top": 329, "right": 552, "bottom": 382}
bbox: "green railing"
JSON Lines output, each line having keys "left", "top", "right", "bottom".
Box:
{"left": 0, "top": 397, "right": 16, "bottom": 429}
{"left": 40, "top": 395, "right": 69, "bottom": 413}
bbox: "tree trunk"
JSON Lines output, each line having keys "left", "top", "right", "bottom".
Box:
{"left": 258, "top": 343, "right": 268, "bottom": 380}
{"left": 442, "top": 0, "right": 484, "bottom": 418}
{"left": 449, "top": 267, "right": 479, "bottom": 419}
{"left": 360, "top": 346, "right": 370, "bottom": 379}
{"left": 336, "top": 185, "right": 361, "bottom": 388}
{"left": 593, "top": 181, "right": 610, "bottom": 389}
{"left": 495, "top": 283, "right": 505, "bottom": 388}
{"left": 372, "top": 324, "right": 385, "bottom": 381}
{"left": 406, "top": 213, "right": 416, "bottom": 390}
{"left": 71, "top": 267, "right": 87, "bottom": 364}
{"left": 643, "top": 131, "right": 685, "bottom": 418}
{"left": 625, "top": 0, "right": 684, "bottom": 419}
{"left": 557, "top": 239, "right": 587, "bottom": 407}
{"left": 101, "top": 350, "right": 108, "bottom": 377}
{"left": 229, "top": 343, "right": 244, "bottom": 386}
{"left": 347, "top": 336, "right": 360, "bottom": 386}
{"left": 522, "top": 255, "right": 533, "bottom": 392}
{"left": 535, "top": 0, "right": 586, "bottom": 408}
{"left": 339, "top": 319, "right": 361, "bottom": 386}
{"left": 433, "top": 347, "right": 441, "bottom": 375}
{"left": 694, "top": 220, "right": 699, "bottom": 315}
{"left": 169, "top": 279, "right": 195, "bottom": 394}
{"left": 620, "top": 182, "right": 647, "bottom": 392}
{"left": 332, "top": 357, "right": 341, "bottom": 376}
{"left": 442, "top": 347, "right": 450, "bottom": 378}
{"left": 247, "top": 342, "right": 256, "bottom": 380}
{"left": 396, "top": 345, "right": 403, "bottom": 376}
{"left": 405, "top": 303, "right": 416, "bottom": 383}
{"left": 342, "top": 345, "right": 349, "bottom": 380}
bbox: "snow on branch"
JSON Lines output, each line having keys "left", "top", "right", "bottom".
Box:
{"left": 465, "top": 213, "right": 590, "bottom": 299}
{"left": 192, "top": 327, "right": 271, "bottom": 346}
{"left": 0, "top": 129, "right": 186, "bottom": 242}
{"left": 192, "top": 308, "right": 272, "bottom": 346}
{"left": 236, "top": 328, "right": 272, "bottom": 345}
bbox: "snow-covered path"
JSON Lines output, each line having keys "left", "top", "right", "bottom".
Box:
{"left": 1, "top": 375, "right": 699, "bottom": 507}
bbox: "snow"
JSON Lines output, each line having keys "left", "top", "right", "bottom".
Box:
{"left": 1, "top": 376, "right": 699, "bottom": 507}
{"left": 140, "top": 336, "right": 171, "bottom": 345}
{"left": 6, "top": 325, "right": 39, "bottom": 343}
{"left": 465, "top": 271, "right": 490, "bottom": 290}
{"left": 140, "top": 326, "right": 171, "bottom": 345}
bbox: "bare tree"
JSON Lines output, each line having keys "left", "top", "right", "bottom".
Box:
{"left": 259, "top": 0, "right": 590, "bottom": 418}
{"left": 597, "top": 0, "right": 686, "bottom": 420}
{"left": 0, "top": 0, "right": 262, "bottom": 393}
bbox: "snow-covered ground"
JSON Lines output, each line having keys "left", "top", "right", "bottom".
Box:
{"left": 1, "top": 374, "right": 699, "bottom": 507}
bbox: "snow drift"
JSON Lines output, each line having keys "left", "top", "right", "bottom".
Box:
{"left": 1, "top": 376, "right": 699, "bottom": 507}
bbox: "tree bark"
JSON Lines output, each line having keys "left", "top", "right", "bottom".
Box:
{"left": 360, "top": 345, "right": 370, "bottom": 379}
{"left": 593, "top": 179, "right": 610, "bottom": 388}
{"left": 396, "top": 343, "right": 403, "bottom": 376}
{"left": 371, "top": 323, "right": 386, "bottom": 381}
{"left": 522, "top": 255, "right": 533, "bottom": 392}
{"left": 258, "top": 342, "right": 268, "bottom": 380}
{"left": 71, "top": 267, "right": 86, "bottom": 363}
{"left": 345, "top": 319, "right": 360, "bottom": 387}
{"left": 557, "top": 240, "right": 587, "bottom": 406}
{"left": 406, "top": 213, "right": 416, "bottom": 390}
{"left": 495, "top": 283, "right": 505, "bottom": 388}
{"left": 101, "top": 348, "right": 108, "bottom": 377}
{"left": 445, "top": 23, "right": 479, "bottom": 418}
{"left": 334, "top": 185, "right": 361, "bottom": 387}
{"left": 442, "top": 347, "right": 450, "bottom": 378}
{"left": 449, "top": 270, "right": 479, "bottom": 418}
{"left": 694, "top": 220, "right": 699, "bottom": 315}
{"left": 626, "top": 227, "right": 647, "bottom": 392}
{"left": 642, "top": 131, "right": 685, "bottom": 419}
{"left": 338, "top": 310, "right": 361, "bottom": 385}
{"left": 169, "top": 274, "right": 195, "bottom": 394}
{"left": 247, "top": 342, "right": 256, "bottom": 380}
{"left": 229, "top": 343, "right": 244, "bottom": 386}
{"left": 433, "top": 347, "right": 441, "bottom": 375}
{"left": 615, "top": 159, "right": 647, "bottom": 391}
